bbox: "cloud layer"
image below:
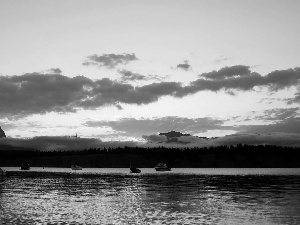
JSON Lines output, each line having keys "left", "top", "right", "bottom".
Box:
{"left": 0, "top": 136, "right": 137, "bottom": 151}
{"left": 84, "top": 116, "right": 229, "bottom": 137}
{"left": 175, "top": 67, "right": 300, "bottom": 97}
{"left": 142, "top": 132, "right": 300, "bottom": 148}
{"left": 84, "top": 108, "right": 300, "bottom": 144}
{"left": 1, "top": 108, "right": 299, "bottom": 149}
{"left": 1, "top": 132, "right": 299, "bottom": 152}
{"left": 1, "top": 66, "right": 299, "bottom": 118}
{"left": 0, "top": 72, "right": 182, "bottom": 117}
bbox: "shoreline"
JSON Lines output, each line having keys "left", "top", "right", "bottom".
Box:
{"left": 3, "top": 168, "right": 300, "bottom": 178}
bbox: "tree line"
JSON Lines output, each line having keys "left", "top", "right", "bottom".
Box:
{"left": 0, "top": 144, "right": 299, "bottom": 158}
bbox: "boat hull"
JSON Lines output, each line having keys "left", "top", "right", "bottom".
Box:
{"left": 71, "top": 165, "right": 82, "bottom": 170}
{"left": 154, "top": 162, "right": 171, "bottom": 171}
{"left": 155, "top": 167, "right": 171, "bottom": 171}
{"left": 20, "top": 164, "right": 30, "bottom": 170}
{"left": 130, "top": 168, "right": 141, "bottom": 173}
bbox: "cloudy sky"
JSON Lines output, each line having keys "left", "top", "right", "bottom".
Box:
{"left": 0, "top": 0, "right": 300, "bottom": 149}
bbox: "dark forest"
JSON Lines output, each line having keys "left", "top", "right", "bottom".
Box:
{"left": 1, "top": 144, "right": 300, "bottom": 168}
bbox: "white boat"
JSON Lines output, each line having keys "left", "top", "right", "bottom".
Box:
{"left": 71, "top": 165, "right": 82, "bottom": 170}
{"left": 154, "top": 163, "right": 171, "bottom": 171}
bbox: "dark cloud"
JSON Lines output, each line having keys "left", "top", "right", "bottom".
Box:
{"left": 175, "top": 67, "right": 300, "bottom": 97}
{"left": 0, "top": 136, "right": 137, "bottom": 151}
{"left": 141, "top": 132, "right": 300, "bottom": 148}
{"left": 253, "top": 107, "right": 299, "bottom": 121}
{"left": 118, "top": 69, "right": 146, "bottom": 81}
{"left": 214, "top": 133, "right": 300, "bottom": 147}
{"left": 265, "top": 69, "right": 300, "bottom": 91}
{"left": 0, "top": 73, "right": 179, "bottom": 117}
{"left": 1, "top": 66, "right": 300, "bottom": 118}
{"left": 287, "top": 92, "right": 300, "bottom": 104}
{"left": 82, "top": 53, "right": 138, "bottom": 69}
{"left": 48, "top": 68, "right": 62, "bottom": 74}
{"left": 2, "top": 132, "right": 299, "bottom": 151}
{"left": 0, "top": 73, "right": 93, "bottom": 117}
{"left": 88, "top": 109, "right": 300, "bottom": 144}
{"left": 142, "top": 134, "right": 167, "bottom": 143}
{"left": 235, "top": 108, "right": 300, "bottom": 135}
{"left": 238, "top": 117, "right": 300, "bottom": 134}
{"left": 176, "top": 60, "right": 191, "bottom": 71}
{"left": 140, "top": 133, "right": 209, "bottom": 147}
{"left": 226, "top": 90, "right": 236, "bottom": 96}
{"left": 79, "top": 79, "right": 181, "bottom": 108}
{"left": 148, "top": 131, "right": 210, "bottom": 144}
{"left": 259, "top": 97, "right": 284, "bottom": 104}
{"left": 201, "top": 65, "right": 251, "bottom": 80}
{"left": 118, "top": 69, "right": 165, "bottom": 82}
{"left": 84, "top": 116, "right": 230, "bottom": 137}
{"left": 116, "top": 104, "right": 123, "bottom": 110}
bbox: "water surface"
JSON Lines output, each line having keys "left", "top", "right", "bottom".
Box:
{"left": 1, "top": 168, "right": 300, "bottom": 224}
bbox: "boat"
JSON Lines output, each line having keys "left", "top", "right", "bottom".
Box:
{"left": 70, "top": 134, "right": 82, "bottom": 171}
{"left": 21, "top": 163, "right": 30, "bottom": 170}
{"left": 71, "top": 165, "right": 82, "bottom": 170}
{"left": 130, "top": 165, "right": 141, "bottom": 173}
{"left": 154, "top": 162, "right": 171, "bottom": 171}
{"left": 0, "top": 168, "right": 6, "bottom": 182}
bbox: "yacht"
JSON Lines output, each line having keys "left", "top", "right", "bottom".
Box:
{"left": 71, "top": 165, "right": 82, "bottom": 170}
{"left": 21, "top": 163, "right": 30, "bottom": 170}
{"left": 130, "top": 166, "right": 141, "bottom": 173}
{"left": 154, "top": 162, "right": 171, "bottom": 171}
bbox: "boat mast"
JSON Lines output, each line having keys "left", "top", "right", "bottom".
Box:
{"left": 75, "top": 133, "right": 78, "bottom": 151}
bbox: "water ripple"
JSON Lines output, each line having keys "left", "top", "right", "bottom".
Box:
{"left": 1, "top": 172, "right": 300, "bottom": 224}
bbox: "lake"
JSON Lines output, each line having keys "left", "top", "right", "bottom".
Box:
{"left": 1, "top": 168, "right": 300, "bottom": 224}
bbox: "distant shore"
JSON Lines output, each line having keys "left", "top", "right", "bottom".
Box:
{"left": 4, "top": 168, "right": 300, "bottom": 179}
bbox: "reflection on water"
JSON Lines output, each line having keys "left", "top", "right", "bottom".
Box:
{"left": 1, "top": 171, "right": 300, "bottom": 224}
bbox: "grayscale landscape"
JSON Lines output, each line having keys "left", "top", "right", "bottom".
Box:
{"left": 1, "top": 0, "right": 300, "bottom": 224}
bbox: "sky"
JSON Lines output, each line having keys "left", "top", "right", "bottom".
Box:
{"left": 0, "top": 0, "right": 300, "bottom": 150}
